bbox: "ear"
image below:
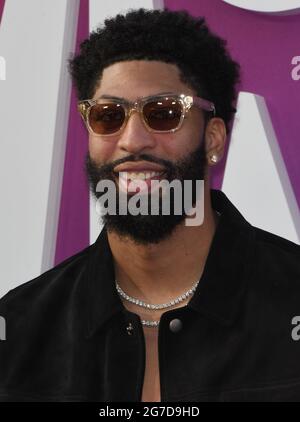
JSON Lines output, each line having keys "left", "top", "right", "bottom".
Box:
{"left": 204, "top": 118, "right": 227, "bottom": 166}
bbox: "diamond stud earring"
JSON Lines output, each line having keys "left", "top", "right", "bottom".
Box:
{"left": 210, "top": 154, "right": 218, "bottom": 164}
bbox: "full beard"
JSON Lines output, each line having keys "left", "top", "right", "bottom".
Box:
{"left": 85, "top": 136, "right": 207, "bottom": 246}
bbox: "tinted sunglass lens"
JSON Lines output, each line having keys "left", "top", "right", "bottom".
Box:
{"left": 88, "top": 103, "right": 125, "bottom": 134}
{"left": 143, "top": 98, "right": 182, "bottom": 131}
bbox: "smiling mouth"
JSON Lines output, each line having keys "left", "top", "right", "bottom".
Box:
{"left": 114, "top": 170, "right": 167, "bottom": 194}
{"left": 118, "top": 170, "right": 165, "bottom": 180}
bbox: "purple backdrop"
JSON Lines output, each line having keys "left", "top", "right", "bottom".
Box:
{"left": 165, "top": 0, "right": 300, "bottom": 206}
{"left": 0, "top": 0, "right": 5, "bottom": 23}
{"left": 54, "top": 0, "right": 90, "bottom": 265}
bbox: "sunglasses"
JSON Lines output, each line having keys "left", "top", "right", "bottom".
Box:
{"left": 78, "top": 93, "right": 215, "bottom": 136}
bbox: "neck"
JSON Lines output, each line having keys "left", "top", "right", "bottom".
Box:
{"left": 107, "top": 183, "right": 219, "bottom": 305}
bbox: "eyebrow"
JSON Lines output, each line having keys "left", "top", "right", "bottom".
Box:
{"left": 98, "top": 91, "right": 176, "bottom": 102}
{"left": 99, "top": 94, "right": 128, "bottom": 101}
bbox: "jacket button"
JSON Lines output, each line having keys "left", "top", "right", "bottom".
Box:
{"left": 169, "top": 318, "right": 183, "bottom": 333}
{"left": 126, "top": 322, "right": 134, "bottom": 336}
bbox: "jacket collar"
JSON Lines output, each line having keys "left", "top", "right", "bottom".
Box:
{"left": 187, "top": 189, "right": 255, "bottom": 326}
{"left": 85, "top": 189, "right": 255, "bottom": 338}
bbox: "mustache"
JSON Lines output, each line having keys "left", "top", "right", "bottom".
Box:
{"left": 86, "top": 153, "right": 175, "bottom": 177}
{"left": 84, "top": 137, "right": 207, "bottom": 191}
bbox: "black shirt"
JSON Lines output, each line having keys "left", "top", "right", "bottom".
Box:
{"left": 1, "top": 189, "right": 300, "bottom": 402}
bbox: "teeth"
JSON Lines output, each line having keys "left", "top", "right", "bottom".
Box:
{"left": 119, "top": 171, "right": 162, "bottom": 180}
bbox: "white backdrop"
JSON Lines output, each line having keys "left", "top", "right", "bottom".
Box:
{"left": 0, "top": 0, "right": 80, "bottom": 298}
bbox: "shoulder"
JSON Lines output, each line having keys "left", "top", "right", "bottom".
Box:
{"left": 251, "top": 225, "right": 300, "bottom": 276}
{"left": 253, "top": 224, "right": 300, "bottom": 254}
{"left": 245, "top": 225, "right": 300, "bottom": 325}
{"left": 0, "top": 245, "right": 93, "bottom": 307}
{"left": 0, "top": 243, "right": 97, "bottom": 400}
{"left": 0, "top": 242, "right": 95, "bottom": 329}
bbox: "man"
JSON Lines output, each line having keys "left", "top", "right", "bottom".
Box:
{"left": 0, "top": 8, "right": 300, "bottom": 402}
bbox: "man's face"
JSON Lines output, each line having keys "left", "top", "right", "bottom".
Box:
{"left": 85, "top": 60, "right": 208, "bottom": 244}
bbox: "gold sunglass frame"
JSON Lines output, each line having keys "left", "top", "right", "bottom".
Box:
{"left": 78, "top": 92, "right": 216, "bottom": 137}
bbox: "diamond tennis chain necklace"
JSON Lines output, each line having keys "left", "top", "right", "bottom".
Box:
{"left": 115, "top": 279, "right": 200, "bottom": 328}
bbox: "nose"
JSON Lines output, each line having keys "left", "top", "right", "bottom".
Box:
{"left": 117, "top": 109, "right": 157, "bottom": 154}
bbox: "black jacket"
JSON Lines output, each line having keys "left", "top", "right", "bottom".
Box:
{"left": 1, "top": 189, "right": 300, "bottom": 402}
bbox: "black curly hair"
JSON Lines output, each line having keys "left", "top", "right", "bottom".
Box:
{"left": 68, "top": 7, "right": 241, "bottom": 133}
